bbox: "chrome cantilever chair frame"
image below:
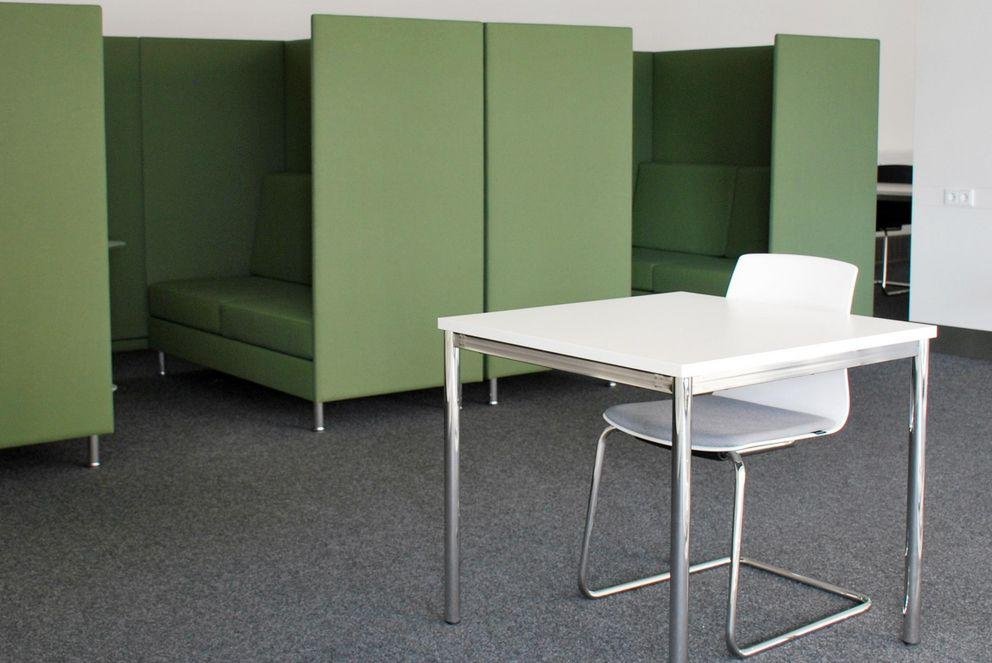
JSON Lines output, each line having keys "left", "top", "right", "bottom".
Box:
{"left": 578, "top": 425, "right": 872, "bottom": 658}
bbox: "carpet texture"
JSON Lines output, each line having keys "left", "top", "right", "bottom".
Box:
{"left": 0, "top": 348, "right": 988, "bottom": 662}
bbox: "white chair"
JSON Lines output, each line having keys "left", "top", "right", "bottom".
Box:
{"left": 578, "top": 254, "right": 871, "bottom": 658}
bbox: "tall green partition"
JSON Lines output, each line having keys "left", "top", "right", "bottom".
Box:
{"left": 284, "top": 40, "right": 312, "bottom": 172}
{"left": 484, "top": 23, "right": 633, "bottom": 379}
{"left": 140, "top": 39, "right": 286, "bottom": 285}
{"left": 311, "top": 16, "right": 484, "bottom": 401}
{"left": 770, "top": 35, "right": 879, "bottom": 315}
{"left": 632, "top": 51, "right": 654, "bottom": 178}
{"left": 104, "top": 37, "right": 148, "bottom": 348}
{"left": 0, "top": 4, "right": 113, "bottom": 447}
{"left": 652, "top": 47, "right": 773, "bottom": 166}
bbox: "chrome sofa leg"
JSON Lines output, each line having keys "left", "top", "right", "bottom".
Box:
{"left": 607, "top": 381, "right": 617, "bottom": 388}
{"left": 488, "top": 378, "right": 498, "bottom": 406}
{"left": 314, "top": 401, "right": 324, "bottom": 432}
{"left": 88, "top": 435, "right": 100, "bottom": 468}
{"left": 157, "top": 351, "right": 166, "bottom": 376}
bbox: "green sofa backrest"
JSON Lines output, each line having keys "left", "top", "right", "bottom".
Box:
{"left": 725, "top": 166, "right": 770, "bottom": 257}
{"left": 632, "top": 163, "right": 735, "bottom": 256}
{"left": 250, "top": 173, "right": 313, "bottom": 285}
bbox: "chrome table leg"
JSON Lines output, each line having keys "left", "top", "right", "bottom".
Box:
{"left": 444, "top": 331, "right": 461, "bottom": 624}
{"left": 903, "top": 339, "right": 929, "bottom": 644}
{"left": 670, "top": 377, "right": 693, "bottom": 663}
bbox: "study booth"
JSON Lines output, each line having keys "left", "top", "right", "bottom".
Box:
{"left": 100, "top": 16, "right": 632, "bottom": 428}
{"left": 630, "top": 36, "right": 880, "bottom": 315}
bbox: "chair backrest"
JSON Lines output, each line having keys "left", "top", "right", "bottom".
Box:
{"left": 250, "top": 173, "right": 313, "bottom": 285}
{"left": 715, "top": 253, "right": 858, "bottom": 426}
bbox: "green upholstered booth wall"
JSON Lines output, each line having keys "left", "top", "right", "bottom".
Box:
{"left": 632, "top": 51, "right": 654, "bottom": 179}
{"left": 311, "top": 15, "right": 485, "bottom": 401}
{"left": 770, "top": 35, "right": 879, "bottom": 316}
{"left": 484, "top": 23, "right": 633, "bottom": 379}
{"left": 284, "top": 40, "right": 312, "bottom": 173}
{"left": 140, "top": 38, "right": 286, "bottom": 286}
{"left": 0, "top": 4, "right": 114, "bottom": 447}
{"left": 652, "top": 47, "right": 773, "bottom": 167}
{"left": 104, "top": 37, "right": 148, "bottom": 348}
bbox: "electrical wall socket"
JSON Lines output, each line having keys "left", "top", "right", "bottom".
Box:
{"left": 943, "top": 189, "right": 975, "bottom": 207}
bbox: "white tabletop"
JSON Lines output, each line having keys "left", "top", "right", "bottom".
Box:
{"left": 438, "top": 292, "right": 937, "bottom": 378}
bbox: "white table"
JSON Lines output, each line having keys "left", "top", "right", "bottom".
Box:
{"left": 438, "top": 292, "right": 937, "bottom": 662}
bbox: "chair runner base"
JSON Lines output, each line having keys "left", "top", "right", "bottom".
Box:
{"left": 580, "top": 554, "right": 871, "bottom": 658}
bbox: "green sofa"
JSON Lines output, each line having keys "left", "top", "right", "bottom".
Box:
{"left": 148, "top": 174, "right": 317, "bottom": 406}
{"left": 631, "top": 162, "right": 769, "bottom": 295}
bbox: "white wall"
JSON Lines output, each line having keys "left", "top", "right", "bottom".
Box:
{"left": 18, "top": 0, "right": 916, "bottom": 160}
{"left": 909, "top": 0, "right": 992, "bottom": 331}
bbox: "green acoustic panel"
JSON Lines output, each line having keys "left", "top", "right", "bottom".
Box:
{"left": 311, "top": 16, "right": 484, "bottom": 401}
{"left": 104, "top": 37, "right": 148, "bottom": 344}
{"left": 0, "top": 4, "right": 113, "bottom": 447}
{"left": 652, "top": 47, "right": 773, "bottom": 166}
{"left": 250, "top": 174, "right": 312, "bottom": 285}
{"left": 140, "top": 38, "right": 286, "bottom": 285}
{"left": 485, "top": 23, "right": 632, "bottom": 379}
{"left": 284, "top": 40, "right": 312, "bottom": 172}
{"left": 770, "top": 35, "right": 879, "bottom": 315}
{"left": 632, "top": 52, "right": 654, "bottom": 179}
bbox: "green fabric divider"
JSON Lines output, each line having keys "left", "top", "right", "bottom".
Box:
{"left": 632, "top": 163, "right": 736, "bottom": 256}
{"left": 220, "top": 288, "right": 313, "bottom": 360}
{"left": 149, "top": 318, "right": 314, "bottom": 400}
{"left": 652, "top": 47, "right": 773, "bottom": 166}
{"left": 632, "top": 247, "right": 668, "bottom": 292}
{"left": 284, "top": 40, "right": 312, "bottom": 172}
{"left": 650, "top": 251, "right": 737, "bottom": 296}
{"left": 250, "top": 174, "right": 312, "bottom": 285}
{"left": 311, "top": 16, "right": 484, "bottom": 401}
{"left": 632, "top": 52, "right": 654, "bottom": 181}
{"left": 770, "top": 35, "right": 879, "bottom": 315}
{"left": 148, "top": 276, "right": 305, "bottom": 334}
{"left": 484, "top": 23, "right": 632, "bottom": 379}
{"left": 104, "top": 37, "right": 149, "bottom": 343}
{"left": 0, "top": 4, "right": 113, "bottom": 447}
{"left": 140, "top": 38, "right": 286, "bottom": 285}
{"left": 725, "top": 166, "right": 771, "bottom": 257}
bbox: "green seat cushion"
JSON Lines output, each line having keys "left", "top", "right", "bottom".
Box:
{"left": 650, "top": 251, "right": 737, "bottom": 296}
{"left": 249, "top": 173, "right": 312, "bottom": 285}
{"left": 632, "top": 246, "right": 669, "bottom": 291}
{"left": 725, "top": 166, "right": 770, "bottom": 257}
{"left": 220, "top": 287, "right": 313, "bottom": 359}
{"left": 148, "top": 276, "right": 305, "bottom": 333}
{"left": 632, "top": 163, "right": 736, "bottom": 256}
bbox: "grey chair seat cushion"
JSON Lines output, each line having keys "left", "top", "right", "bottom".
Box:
{"left": 604, "top": 395, "right": 837, "bottom": 453}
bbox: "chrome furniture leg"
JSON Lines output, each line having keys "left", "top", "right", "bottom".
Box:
{"left": 580, "top": 435, "right": 872, "bottom": 658}
{"left": 444, "top": 331, "right": 461, "bottom": 624}
{"left": 88, "top": 435, "right": 100, "bottom": 468}
{"left": 875, "top": 230, "right": 910, "bottom": 295}
{"left": 157, "top": 351, "right": 166, "bottom": 376}
{"left": 607, "top": 381, "right": 617, "bottom": 388}
{"left": 489, "top": 377, "right": 498, "bottom": 406}
{"left": 903, "top": 340, "right": 929, "bottom": 644}
{"left": 670, "top": 377, "right": 692, "bottom": 663}
{"left": 313, "top": 401, "right": 324, "bottom": 432}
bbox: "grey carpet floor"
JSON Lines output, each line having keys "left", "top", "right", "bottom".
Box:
{"left": 0, "top": 348, "right": 989, "bottom": 662}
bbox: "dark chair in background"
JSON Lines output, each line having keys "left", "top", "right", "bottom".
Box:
{"left": 876, "top": 164, "right": 912, "bottom": 295}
